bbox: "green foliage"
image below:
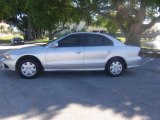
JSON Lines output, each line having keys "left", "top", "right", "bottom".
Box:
{"left": 0, "top": 0, "right": 25, "bottom": 19}
{"left": 105, "top": 20, "right": 118, "bottom": 34}
{"left": 0, "top": 0, "right": 160, "bottom": 44}
{"left": 92, "top": 16, "right": 118, "bottom": 34}
{"left": 0, "top": 0, "right": 88, "bottom": 40}
{"left": 26, "top": 0, "right": 84, "bottom": 31}
{"left": 73, "top": 0, "right": 160, "bottom": 46}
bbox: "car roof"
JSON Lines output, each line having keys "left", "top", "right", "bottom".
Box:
{"left": 69, "top": 32, "right": 108, "bottom": 36}
{"left": 13, "top": 37, "right": 23, "bottom": 39}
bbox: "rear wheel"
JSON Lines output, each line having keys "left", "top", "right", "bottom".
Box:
{"left": 17, "top": 59, "right": 41, "bottom": 79}
{"left": 105, "top": 58, "right": 125, "bottom": 77}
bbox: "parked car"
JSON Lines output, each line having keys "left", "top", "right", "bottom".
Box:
{"left": 11, "top": 37, "right": 24, "bottom": 45}
{"left": 0, "top": 32, "right": 141, "bottom": 79}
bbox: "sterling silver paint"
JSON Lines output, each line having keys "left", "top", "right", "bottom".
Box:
{"left": 0, "top": 32, "right": 141, "bottom": 73}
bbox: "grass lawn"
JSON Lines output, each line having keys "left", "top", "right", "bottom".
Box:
{"left": 0, "top": 35, "right": 49, "bottom": 44}
{"left": 0, "top": 35, "right": 23, "bottom": 40}
{"left": 0, "top": 35, "right": 24, "bottom": 44}
{"left": 34, "top": 38, "right": 49, "bottom": 43}
{"left": 116, "top": 37, "right": 126, "bottom": 43}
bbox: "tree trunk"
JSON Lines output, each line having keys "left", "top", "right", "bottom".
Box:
{"left": 125, "top": 32, "right": 141, "bottom": 46}
{"left": 124, "top": 23, "right": 145, "bottom": 46}
{"left": 27, "top": 19, "right": 34, "bottom": 41}
{"left": 49, "top": 30, "right": 53, "bottom": 40}
{"left": 34, "top": 27, "right": 42, "bottom": 39}
{"left": 37, "top": 28, "right": 42, "bottom": 39}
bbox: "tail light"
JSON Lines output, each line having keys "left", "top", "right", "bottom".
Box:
{"left": 138, "top": 49, "right": 143, "bottom": 56}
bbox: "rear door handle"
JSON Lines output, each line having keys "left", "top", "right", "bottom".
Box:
{"left": 76, "top": 51, "right": 82, "bottom": 54}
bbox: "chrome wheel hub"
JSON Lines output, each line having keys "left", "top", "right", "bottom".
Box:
{"left": 21, "top": 62, "right": 36, "bottom": 77}
{"left": 110, "top": 61, "right": 123, "bottom": 75}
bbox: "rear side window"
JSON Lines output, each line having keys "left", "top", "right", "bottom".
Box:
{"left": 58, "top": 34, "right": 85, "bottom": 47}
{"left": 103, "top": 36, "right": 113, "bottom": 46}
{"left": 86, "top": 34, "right": 113, "bottom": 46}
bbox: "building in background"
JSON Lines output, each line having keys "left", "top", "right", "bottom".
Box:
{"left": 56, "top": 21, "right": 107, "bottom": 37}
{"left": 0, "top": 21, "right": 10, "bottom": 37}
{"left": 0, "top": 21, "right": 21, "bottom": 40}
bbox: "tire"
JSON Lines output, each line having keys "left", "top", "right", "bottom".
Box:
{"left": 17, "top": 58, "right": 41, "bottom": 79}
{"left": 105, "top": 58, "right": 125, "bottom": 77}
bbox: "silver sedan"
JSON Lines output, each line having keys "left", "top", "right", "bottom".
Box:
{"left": 0, "top": 32, "right": 141, "bottom": 79}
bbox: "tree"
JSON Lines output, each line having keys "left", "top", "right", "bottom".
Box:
{"left": 0, "top": 0, "right": 26, "bottom": 20}
{"left": 74, "top": 0, "right": 160, "bottom": 46}
{"left": 0, "top": 0, "right": 80, "bottom": 40}
{"left": 26, "top": 0, "right": 85, "bottom": 40}
{"left": 0, "top": 0, "right": 93, "bottom": 41}
{"left": 0, "top": 0, "right": 33, "bottom": 40}
{"left": 92, "top": 16, "right": 118, "bottom": 35}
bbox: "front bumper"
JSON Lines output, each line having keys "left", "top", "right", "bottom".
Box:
{"left": 0, "top": 61, "right": 9, "bottom": 70}
{"left": 0, "top": 62, "right": 4, "bottom": 69}
{"left": 0, "top": 58, "right": 16, "bottom": 71}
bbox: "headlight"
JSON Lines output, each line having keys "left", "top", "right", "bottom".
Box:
{"left": 3, "top": 54, "right": 11, "bottom": 59}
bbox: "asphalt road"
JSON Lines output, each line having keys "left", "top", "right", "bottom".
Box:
{"left": 0, "top": 45, "right": 160, "bottom": 120}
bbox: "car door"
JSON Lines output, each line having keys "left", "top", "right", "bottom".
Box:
{"left": 45, "top": 34, "right": 85, "bottom": 70}
{"left": 84, "top": 34, "right": 113, "bottom": 69}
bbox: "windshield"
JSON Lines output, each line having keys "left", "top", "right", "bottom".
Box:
{"left": 44, "top": 38, "right": 59, "bottom": 46}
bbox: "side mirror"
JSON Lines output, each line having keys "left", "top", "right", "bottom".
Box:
{"left": 52, "top": 43, "right": 58, "bottom": 48}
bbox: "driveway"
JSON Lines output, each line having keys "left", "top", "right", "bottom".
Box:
{"left": 0, "top": 46, "right": 160, "bottom": 120}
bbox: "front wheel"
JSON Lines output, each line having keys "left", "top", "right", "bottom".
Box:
{"left": 17, "top": 59, "right": 41, "bottom": 79}
{"left": 105, "top": 58, "right": 125, "bottom": 77}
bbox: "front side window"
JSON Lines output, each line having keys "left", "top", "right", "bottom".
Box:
{"left": 58, "top": 34, "right": 85, "bottom": 47}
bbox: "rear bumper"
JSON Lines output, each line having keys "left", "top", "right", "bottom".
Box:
{"left": 127, "top": 57, "right": 153, "bottom": 68}
{"left": 127, "top": 57, "right": 142, "bottom": 68}
{"left": 137, "top": 58, "right": 154, "bottom": 66}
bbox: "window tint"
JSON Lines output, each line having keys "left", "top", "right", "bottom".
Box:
{"left": 86, "top": 34, "right": 113, "bottom": 46}
{"left": 103, "top": 36, "right": 113, "bottom": 46}
{"left": 58, "top": 34, "right": 85, "bottom": 47}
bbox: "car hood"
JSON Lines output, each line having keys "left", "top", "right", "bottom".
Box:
{"left": 4, "top": 45, "right": 46, "bottom": 55}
